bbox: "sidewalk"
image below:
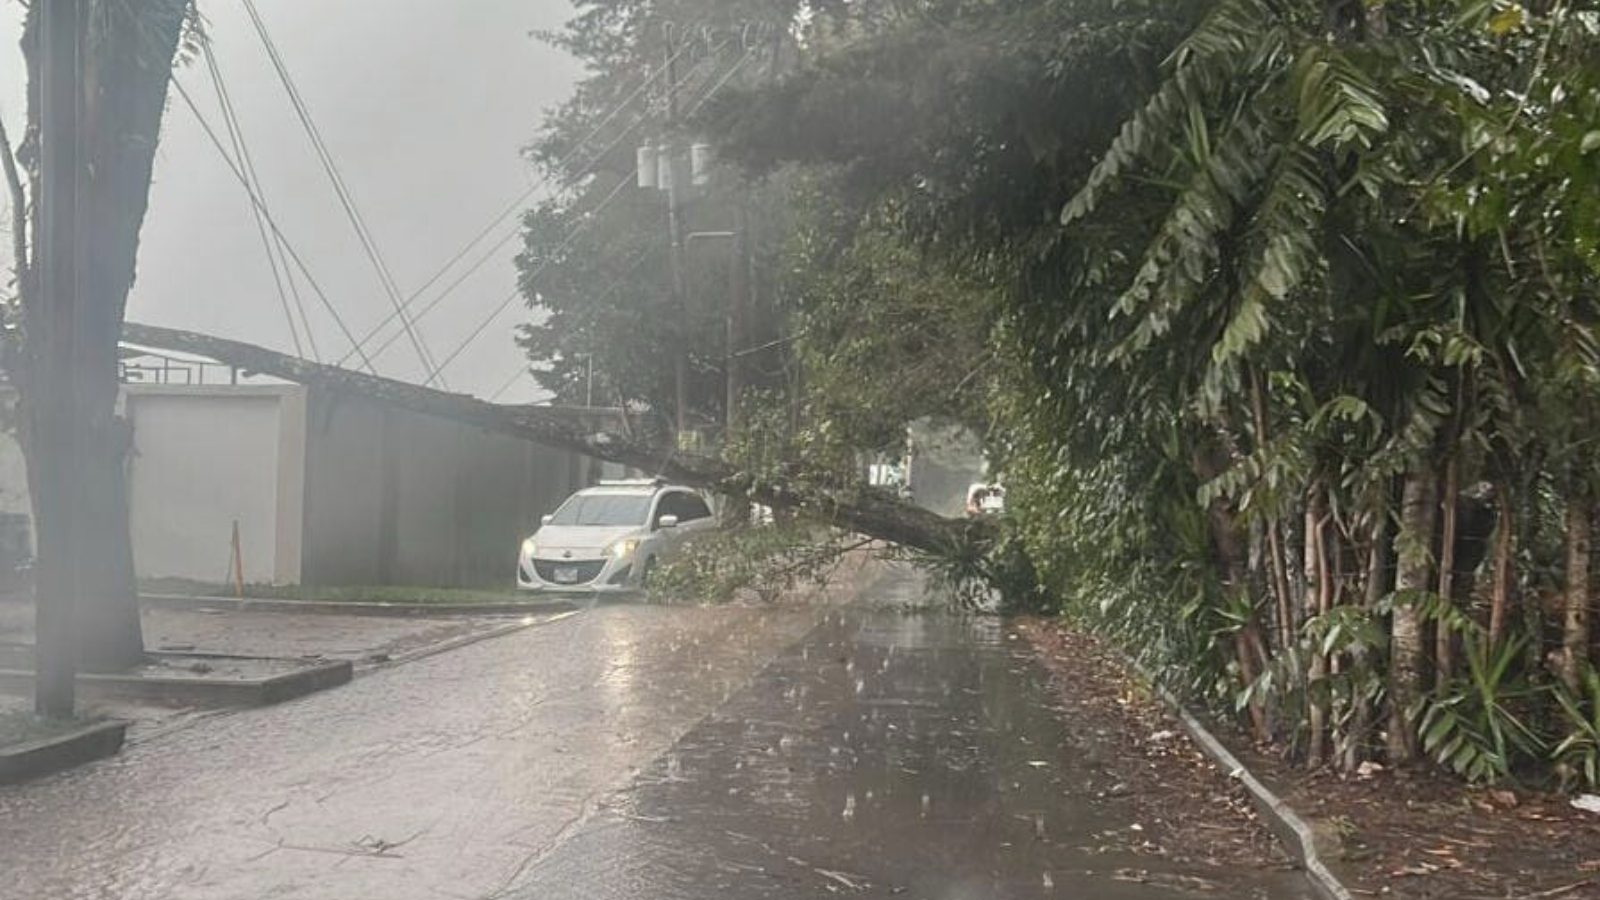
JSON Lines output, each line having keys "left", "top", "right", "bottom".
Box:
{"left": 0, "top": 597, "right": 540, "bottom": 735}
{"left": 1020, "top": 617, "right": 1600, "bottom": 900}
{"left": 0, "top": 598, "right": 523, "bottom": 664}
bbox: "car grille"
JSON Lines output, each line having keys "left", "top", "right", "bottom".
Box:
{"left": 533, "top": 559, "right": 605, "bottom": 585}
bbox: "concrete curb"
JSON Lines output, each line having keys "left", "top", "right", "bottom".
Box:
{"left": 139, "top": 593, "right": 579, "bottom": 618}
{"left": 365, "top": 609, "right": 582, "bottom": 672}
{"left": 124, "top": 609, "right": 585, "bottom": 749}
{"left": 0, "top": 656, "right": 353, "bottom": 708}
{"left": 0, "top": 718, "right": 127, "bottom": 784}
{"left": 1139, "top": 672, "right": 1354, "bottom": 900}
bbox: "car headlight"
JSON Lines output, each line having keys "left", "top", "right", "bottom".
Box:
{"left": 521, "top": 538, "right": 538, "bottom": 557}
{"left": 606, "top": 538, "right": 640, "bottom": 559}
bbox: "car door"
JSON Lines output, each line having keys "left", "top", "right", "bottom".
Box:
{"left": 652, "top": 491, "right": 714, "bottom": 563}
{"left": 650, "top": 491, "right": 688, "bottom": 560}
{"left": 676, "top": 492, "right": 715, "bottom": 539}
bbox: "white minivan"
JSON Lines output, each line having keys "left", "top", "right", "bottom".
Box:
{"left": 517, "top": 480, "right": 715, "bottom": 593}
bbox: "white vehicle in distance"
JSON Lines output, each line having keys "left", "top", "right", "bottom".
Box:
{"left": 517, "top": 480, "right": 715, "bottom": 593}
{"left": 965, "top": 482, "right": 1005, "bottom": 517}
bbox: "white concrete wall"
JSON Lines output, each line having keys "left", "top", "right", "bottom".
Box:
{"left": 124, "top": 386, "right": 304, "bottom": 585}
{"left": 0, "top": 384, "right": 613, "bottom": 589}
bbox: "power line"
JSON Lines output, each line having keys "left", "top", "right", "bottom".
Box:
{"left": 488, "top": 364, "right": 536, "bottom": 403}
{"left": 240, "top": 0, "right": 441, "bottom": 382}
{"left": 359, "top": 97, "right": 678, "bottom": 366}
{"left": 198, "top": 31, "right": 311, "bottom": 360}
{"left": 168, "top": 75, "right": 379, "bottom": 374}
{"left": 400, "top": 41, "right": 696, "bottom": 295}
{"left": 421, "top": 175, "right": 634, "bottom": 387}
{"left": 683, "top": 37, "right": 765, "bottom": 121}
{"left": 424, "top": 39, "right": 772, "bottom": 391}
{"left": 274, "top": 227, "right": 323, "bottom": 361}
{"left": 485, "top": 243, "right": 664, "bottom": 403}
{"left": 336, "top": 37, "right": 724, "bottom": 369}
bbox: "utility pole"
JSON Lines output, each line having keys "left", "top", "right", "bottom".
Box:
{"left": 35, "top": 0, "right": 85, "bottom": 717}
{"left": 726, "top": 204, "right": 748, "bottom": 432}
{"left": 663, "top": 35, "right": 691, "bottom": 444}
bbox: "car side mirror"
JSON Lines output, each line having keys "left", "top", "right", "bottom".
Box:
{"left": 540, "top": 514, "right": 553, "bottom": 526}
{"left": 657, "top": 515, "right": 679, "bottom": 530}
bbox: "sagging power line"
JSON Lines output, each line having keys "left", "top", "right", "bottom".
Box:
{"left": 422, "top": 175, "right": 635, "bottom": 388}
{"left": 241, "top": 0, "right": 443, "bottom": 384}
{"left": 338, "top": 35, "right": 723, "bottom": 371}
{"left": 424, "top": 36, "right": 772, "bottom": 390}
{"left": 168, "top": 75, "right": 379, "bottom": 375}
{"left": 198, "top": 30, "right": 317, "bottom": 361}
{"left": 486, "top": 242, "right": 665, "bottom": 403}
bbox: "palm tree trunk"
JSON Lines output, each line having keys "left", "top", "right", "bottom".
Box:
{"left": 1248, "top": 368, "right": 1294, "bottom": 651}
{"left": 1489, "top": 482, "right": 1515, "bottom": 648}
{"left": 1388, "top": 467, "right": 1437, "bottom": 763}
{"left": 1340, "top": 507, "right": 1388, "bottom": 772}
{"left": 1197, "top": 443, "right": 1270, "bottom": 742}
{"left": 1305, "top": 488, "right": 1330, "bottom": 768}
{"left": 1435, "top": 455, "right": 1460, "bottom": 688}
{"left": 1221, "top": 521, "right": 1270, "bottom": 742}
{"left": 1559, "top": 491, "right": 1593, "bottom": 693}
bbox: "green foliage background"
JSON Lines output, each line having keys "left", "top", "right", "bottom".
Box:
{"left": 529, "top": 0, "right": 1600, "bottom": 786}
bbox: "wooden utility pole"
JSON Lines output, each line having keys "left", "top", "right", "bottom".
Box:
{"left": 725, "top": 205, "right": 748, "bottom": 432}
{"left": 664, "top": 36, "right": 690, "bottom": 443}
{"left": 33, "top": 0, "right": 86, "bottom": 717}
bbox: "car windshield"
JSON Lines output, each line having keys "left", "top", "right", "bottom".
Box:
{"left": 547, "top": 493, "right": 652, "bottom": 527}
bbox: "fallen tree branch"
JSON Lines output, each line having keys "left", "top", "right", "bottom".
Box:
{"left": 121, "top": 322, "right": 989, "bottom": 558}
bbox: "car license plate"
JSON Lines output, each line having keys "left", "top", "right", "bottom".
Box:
{"left": 554, "top": 566, "right": 579, "bottom": 584}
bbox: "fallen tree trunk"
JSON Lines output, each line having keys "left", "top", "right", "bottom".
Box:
{"left": 122, "top": 323, "right": 988, "bottom": 559}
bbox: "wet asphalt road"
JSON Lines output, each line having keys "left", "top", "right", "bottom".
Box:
{"left": 0, "top": 579, "right": 1312, "bottom": 900}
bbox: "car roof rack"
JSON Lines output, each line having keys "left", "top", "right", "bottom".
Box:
{"left": 596, "top": 478, "right": 667, "bottom": 487}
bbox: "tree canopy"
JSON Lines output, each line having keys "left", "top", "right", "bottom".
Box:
{"left": 525, "top": 0, "right": 1600, "bottom": 787}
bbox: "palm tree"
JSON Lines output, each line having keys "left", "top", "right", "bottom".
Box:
{"left": 1059, "top": 0, "right": 1598, "bottom": 765}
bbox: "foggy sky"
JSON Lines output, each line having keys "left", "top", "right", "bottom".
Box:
{"left": 1, "top": 0, "right": 580, "bottom": 401}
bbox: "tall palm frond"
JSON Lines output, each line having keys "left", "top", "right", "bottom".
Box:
{"left": 1060, "top": 0, "right": 1290, "bottom": 226}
